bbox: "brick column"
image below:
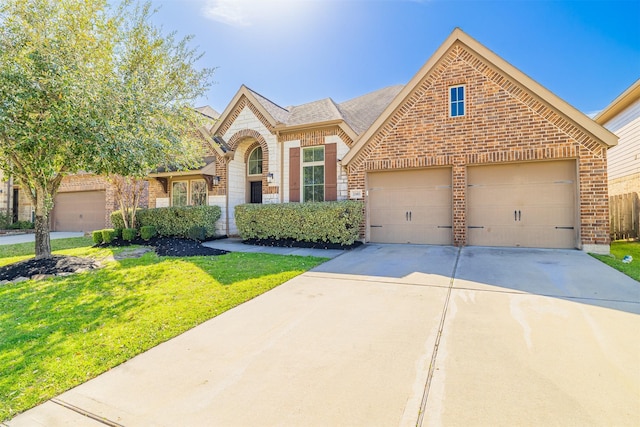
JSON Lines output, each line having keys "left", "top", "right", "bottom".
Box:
{"left": 452, "top": 162, "right": 467, "bottom": 247}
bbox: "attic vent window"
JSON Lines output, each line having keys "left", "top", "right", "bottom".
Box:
{"left": 449, "top": 85, "right": 465, "bottom": 117}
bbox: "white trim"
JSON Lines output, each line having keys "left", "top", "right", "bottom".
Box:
{"left": 247, "top": 146, "right": 263, "bottom": 176}
{"left": 301, "top": 146, "right": 325, "bottom": 203}
{"left": 449, "top": 84, "right": 466, "bottom": 118}
{"left": 171, "top": 180, "right": 189, "bottom": 207}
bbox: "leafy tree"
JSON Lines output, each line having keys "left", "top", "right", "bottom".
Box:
{"left": 0, "top": 0, "right": 214, "bottom": 258}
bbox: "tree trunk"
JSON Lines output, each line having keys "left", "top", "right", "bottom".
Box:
{"left": 34, "top": 187, "right": 52, "bottom": 259}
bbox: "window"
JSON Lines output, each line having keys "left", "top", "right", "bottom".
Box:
{"left": 191, "top": 180, "right": 207, "bottom": 206}
{"left": 248, "top": 147, "right": 263, "bottom": 175}
{"left": 450, "top": 85, "right": 465, "bottom": 117}
{"left": 172, "top": 181, "right": 188, "bottom": 206}
{"left": 302, "top": 146, "right": 324, "bottom": 202}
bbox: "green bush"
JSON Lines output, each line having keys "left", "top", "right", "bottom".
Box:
{"left": 140, "top": 225, "right": 157, "bottom": 241}
{"left": 110, "top": 210, "right": 141, "bottom": 230}
{"left": 92, "top": 230, "right": 104, "bottom": 244}
{"left": 187, "top": 226, "right": 207, "bottom": 242}
{"left": 0, "top": 210, "right": 12, "bottom": 229}
{"left": 235, "top": 201, "right": 364, "bottom": 245}
{"left": 101, "top": 228, "right": 117, "bottom": 244}
{"left": 113, "top": 228, "right": 122, "bottom": 239}
{"left": 112, "top": 205, "right": 221, "bottom": 239}
{"left": 9, "top": 220, "right": 34, "bottom": 230}
{"left": 122, "top": 228, "right": 137, "bottom": 242}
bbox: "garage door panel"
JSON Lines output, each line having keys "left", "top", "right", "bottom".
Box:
{"left": 368, "top": 168, "right": 452, "bottom": 245}
{"left": 52, "top": 191, "right": 106, "bottom": 232}
{"left": 468, "top": 161, "right": 576, "bottom": 249}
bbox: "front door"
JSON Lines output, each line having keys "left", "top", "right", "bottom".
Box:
{"left": 250, "top": 181, "right": 262, "bottom": 204}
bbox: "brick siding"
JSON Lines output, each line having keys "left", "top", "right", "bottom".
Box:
{"left": 347, "top": 42, "right": 610, "bottom": 247}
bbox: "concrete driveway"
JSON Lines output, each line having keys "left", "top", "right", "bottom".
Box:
{"left": 5, "top": 245, "right": 639, "bottom": 426}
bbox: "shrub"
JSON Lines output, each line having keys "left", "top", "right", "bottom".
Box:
{"left": 113, "top": 205, "right": 221, "bottom": 239}
{"left": 235, "top": 201, "right": 364, "bottom": 245}
{"left": 122, "top": 228, "right": 137, "bottom": 242}
{"left": 0, "top": 210, "right": 12, "bottom": 229}
{"left": 101, "top": 228, "right": 117, "bottom": 244}
{"left": 9, "top": 220, "right": 34, "bottom": 230}
{"left": 113, "top": 228, "right": 122, "bottom": 239}
{"left": 92, "top": 230, "right": 104, "bottom": 244}
{"left": 110, "top": 209, "right": 141, "bottom": 230}
{"left": 140, "top": 225, "right": 157, "bottom": 241}
{"left": 187, "top": 226, "right": 207, "bottom": 242}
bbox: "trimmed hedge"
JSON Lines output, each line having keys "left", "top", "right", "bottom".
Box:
{"left": 101, "top": 229, "right": 117, "bottom": 244}
{"left": 111, "top": 205, "right": 221, "bottom": 239}
{"left": 92, "top": 230, "right": 103, "bottom": 244}
{"left": 122, "top": 228, "right": 137, "bottom": 242}
{"left": 235, "top": 201, "right": 364, "bottom": 245}
{"left": 140, "top": 225, "right": 156, "bottom": 241}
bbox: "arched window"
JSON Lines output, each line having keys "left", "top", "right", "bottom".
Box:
{"left": 248, "top": 147, "right": 263, "bottom": 175}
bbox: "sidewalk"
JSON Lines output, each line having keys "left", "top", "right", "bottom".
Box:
{"left": 0, "top": 232, "right": 85, "bottom": 245}
{"left": 202, "top": 237, "right": 346, "bottom": 258}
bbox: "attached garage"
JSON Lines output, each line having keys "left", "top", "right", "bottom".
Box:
{"left": 51, "top": 191, "right": 106, "bottom": 232}
{"left": 367, "top": 168, "right": 452, "bottom": 244}
{"left": 467, "top": 161, "right": 577, "bottom": 248}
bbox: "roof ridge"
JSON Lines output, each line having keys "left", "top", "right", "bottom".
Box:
{"left": 244, "top": 85, "right": 289, "bottom": 112}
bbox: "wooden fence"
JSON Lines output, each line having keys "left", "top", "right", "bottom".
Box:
{"left": 610, "top": 192, "right": 639, "bottom": 240}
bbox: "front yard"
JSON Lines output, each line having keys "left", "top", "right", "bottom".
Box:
{"left": 0, "top": 237, "right": 327, "bottom": 421}
{"left": 591, "top": 240, "right": 640, "bottom": 281}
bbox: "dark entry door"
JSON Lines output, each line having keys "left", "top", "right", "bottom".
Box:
{"left": 250, "top": 181, "right": 262, "bottom": 204}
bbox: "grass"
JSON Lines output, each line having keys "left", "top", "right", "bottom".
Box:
{"left": 591, "top": 240, "right": 640, "bottom": 281}
{"left": 0, "top": 237, "right": 328, "bottom": 421}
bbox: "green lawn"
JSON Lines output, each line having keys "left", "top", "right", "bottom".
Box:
{"left": 591, "top": 240, "right": 640, "bottom": 281}
{"left": 0, "top": 238, "right": 328, "bottom": 421}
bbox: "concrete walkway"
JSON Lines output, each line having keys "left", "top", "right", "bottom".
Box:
{"left": 202, "top": 237, "right": 346, "bottom": 258}
{"left": 5, "top": 245, "right": 639, "bottom": 426}
{"left": 0, "top": 232, "right": 84, "bottom": 245}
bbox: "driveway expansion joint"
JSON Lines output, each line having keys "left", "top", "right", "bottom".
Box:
{"left": 51, "top": 398, "right": 124, "bottom": 427}
{"left": 416, "top": 246, "right": 462, "bottom": 426}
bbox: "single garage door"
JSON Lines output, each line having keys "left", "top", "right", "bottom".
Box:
{"left": 467, "top": 160, "right": 576, "bottom": 248}
{"left": 51, "top": 191, "right": 106, "bottom": 232}
{"left": 368, "top": 168, "right": 452, "bottom": 244}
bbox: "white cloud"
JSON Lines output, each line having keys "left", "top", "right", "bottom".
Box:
{"left": 202, "top": 0, "right": 252, "bottom": 27}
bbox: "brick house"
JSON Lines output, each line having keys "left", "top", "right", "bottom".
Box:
{"left": 595, "top": 79, "right": 640, "bottom": 239}
{"left": 146, "top": 28, "right": 616, "bottom": 253}
{"left": 6, "top": 107, "right": 218, "bottom": 232}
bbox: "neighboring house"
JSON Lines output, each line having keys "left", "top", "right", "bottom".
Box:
{"left": 7, "top": 106, "right": 219, "bottom": 232}
{"left": 147, "top": 28, "right": 616, "bottom": 253}
{"left": 595, "top": 79, "right": 640, "bottom": 239}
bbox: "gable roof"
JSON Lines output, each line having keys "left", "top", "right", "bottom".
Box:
{"left": 338, "top": 85, "right": 404, "bottom": 134}
{"left": 195, "top": 105, "right": 221, "bottom": 120}
{"left": 594, "top": 79, "right": 640, "bottom": 125}
{"left": 211, "top": 83, "right": 402, "bottom": 142}
{"left": 246, "top": 88, "right": 290, "bottom": 124}
{"left": 342, "top": 28, "right": 618, "bottom": 166}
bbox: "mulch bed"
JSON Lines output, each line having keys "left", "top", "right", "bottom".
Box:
{"left": 0, "top": 255, "right": 99, "bottom": 282}
{"left": 242, "top": 238, "right": 363, "bottom": 250}
{"left": 0, "top": 237, "right": 228, "bottom": 283}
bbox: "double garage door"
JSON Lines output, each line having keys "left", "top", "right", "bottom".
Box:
{"left": 367, "top": 160, "right": 576, "bottom": 248}
{"left": 50, "top": 191, "right": 106, "bottom": 232}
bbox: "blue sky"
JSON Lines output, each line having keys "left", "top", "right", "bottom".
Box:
{"left": 148, "top": 0, "right": 640, "bottom": 116}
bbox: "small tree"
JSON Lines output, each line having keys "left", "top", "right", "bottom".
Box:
{"left": 110, "top": 175, "right": 146, "bottom": 229}
{"left": 0, "top": 0, "right": 214, "bottom": 258}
